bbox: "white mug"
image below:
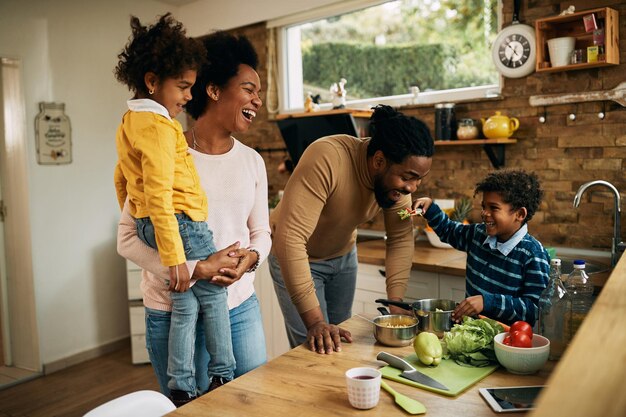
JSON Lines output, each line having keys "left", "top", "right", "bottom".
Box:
{"left": 345, "top": 367, "right": 382, "bottom": 409}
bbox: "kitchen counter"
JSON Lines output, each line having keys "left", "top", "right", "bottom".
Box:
{"left": 357, "top": 239, "right": 466, "bottom": 276}
{"left": 168, "top": 316, "right": 550, "bottom": 416}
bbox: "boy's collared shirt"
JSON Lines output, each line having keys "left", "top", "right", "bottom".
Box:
{"left": 483, "top": 224, "right": 528, "bottom": 256}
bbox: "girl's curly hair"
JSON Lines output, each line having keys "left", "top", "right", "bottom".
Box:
{"left": 114, "top": 13, "right": 206, "bottom": 96}
{"left": 474, "top": 169, "right": 544, "bottom": 223}
{"left": 186, "top": 32, "right": 258, "bottom": 120}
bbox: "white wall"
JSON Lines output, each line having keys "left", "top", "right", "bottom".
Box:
{"left": 0, "top": 0, "right": 180, "bottom": 366}
{"left": 0, "top": 0, "right": 341, "bottom": 367}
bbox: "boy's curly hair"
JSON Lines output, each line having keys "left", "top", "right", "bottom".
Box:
{"left": 474, "top": 169, "right": 543, "bottom": 223}
{"left": 114, "top": 13, "right": 206, "bottom": 96}
{"left": 366, "top": 105, "right": 434, "bottom": 164}
{"left": 186, "top": 32, "right": 258, "bottom": 120}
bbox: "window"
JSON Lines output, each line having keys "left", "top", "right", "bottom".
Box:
{"left": 269, "top": 0, "right": 500, "bottom": 113}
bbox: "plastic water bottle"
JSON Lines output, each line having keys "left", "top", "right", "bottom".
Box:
{"left": 563, "top": 260, "right": 594, "bottom": 340}
{"left": 538, "top": 259, "right": 571, "bottom": 360}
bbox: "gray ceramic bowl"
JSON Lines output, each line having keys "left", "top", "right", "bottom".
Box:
{"left": 373, "top": 314, "right": 419, "bottom": 347}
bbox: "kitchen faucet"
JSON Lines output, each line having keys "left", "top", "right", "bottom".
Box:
{"left": 573, "top": 180, "right": 625, "bottom": 267}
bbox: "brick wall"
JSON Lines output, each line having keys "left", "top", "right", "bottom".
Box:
{"left": 231, "top": 0, "right": 625, "bottom": 252}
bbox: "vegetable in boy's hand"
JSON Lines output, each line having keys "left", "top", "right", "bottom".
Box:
{"left": 397, "top": 207, "right": 423, "bottom": 220}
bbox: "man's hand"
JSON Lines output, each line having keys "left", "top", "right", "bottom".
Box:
{"left": 169, "top": 263, "right": 191, "bottom": 293}
{"left": 452, "top": 295, "right": 484, "bottom": 322}
{"left": 301, "top": 307, "right": 352, "bottom": 354}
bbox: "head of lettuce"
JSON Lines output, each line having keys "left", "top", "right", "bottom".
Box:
{"left": 443, "top": 316, "right": 504, "bottom": 367}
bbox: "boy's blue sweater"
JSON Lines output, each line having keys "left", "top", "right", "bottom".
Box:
{"left": 424, "top": 203, "right": 550, "bottom": 325}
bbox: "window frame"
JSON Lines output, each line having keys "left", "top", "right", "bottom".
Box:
{"left": 268, "top": 0, "right": 502, "bottom": 114}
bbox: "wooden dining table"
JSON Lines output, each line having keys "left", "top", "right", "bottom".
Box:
{"left": 168, "top": 316, "right": 551, "bottom": 416}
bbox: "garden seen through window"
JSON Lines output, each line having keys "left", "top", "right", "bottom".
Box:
{"left": 279, "top": 0, "right": 500, "bottom": 111}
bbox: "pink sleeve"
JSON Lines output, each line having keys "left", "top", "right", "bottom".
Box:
{"left": 117, "top": 200, "right": 198, "bottom": 279}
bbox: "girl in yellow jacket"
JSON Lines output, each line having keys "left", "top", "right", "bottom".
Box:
{"left": 113, "top": 13, "right": 234, "bottom": 406}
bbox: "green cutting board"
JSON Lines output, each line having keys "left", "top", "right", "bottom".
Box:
{"left": 380, "top": 354, "right": 498, "bottom": 397}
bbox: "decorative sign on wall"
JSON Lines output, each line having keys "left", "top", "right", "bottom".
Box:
{"left": 35, "top": 102, "right": 72, "bottom": 165}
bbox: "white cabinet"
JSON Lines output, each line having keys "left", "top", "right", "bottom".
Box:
{"left": 126, "top": 260, "right": 150, "bottom": 364}
{"left": 253, "top": 261, "right": 290, "bottom": 360}
{"left": 439, "top": 273, "right": 466, "bottom": 303}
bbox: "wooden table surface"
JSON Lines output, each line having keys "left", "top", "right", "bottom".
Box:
{"left": 168, "top": 316, "right": 551, "bottom": 417}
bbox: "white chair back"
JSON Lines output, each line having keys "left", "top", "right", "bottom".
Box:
{"left": 83, "top": 390, "right": 175, "bottom": 417}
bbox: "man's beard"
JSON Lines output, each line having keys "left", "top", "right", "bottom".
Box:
{"left": 373, "top": 174, "right": 396, "bottom": 209}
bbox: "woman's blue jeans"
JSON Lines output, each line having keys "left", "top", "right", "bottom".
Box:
{"left": 136, "top": 214, "right": 234, "bottom": 394}
{"left": 268, "top": 246, "right": 358, "bottom": 348}
{"left": 144, "top": 294, "right": 267, "bottom": 396}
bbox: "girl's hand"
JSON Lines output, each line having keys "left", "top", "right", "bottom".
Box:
{"left": 169, "top": 263, "right": 191, "bottom": 293}
{"left": 412, "top": 197, "right": 433, "bottom": 214}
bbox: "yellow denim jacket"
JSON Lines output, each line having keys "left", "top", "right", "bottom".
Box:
{"left": 114, "top": 100, "right": 207, "bottom": 266}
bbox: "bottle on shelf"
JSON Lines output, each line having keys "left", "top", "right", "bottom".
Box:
{"left": 563, "top": 259, "right": 594, "bottom": 341}
{"left": 538, "top": 258, "right": 571, "bottom": 360}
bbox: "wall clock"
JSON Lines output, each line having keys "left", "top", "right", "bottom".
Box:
{"left": 491, "top": 0, "right": 536, "bottom": 78}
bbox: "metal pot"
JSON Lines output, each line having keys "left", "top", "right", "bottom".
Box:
{"left": 375, "top": 298, "right": 457, "bottom": 338}
{"left": 372, "top": 314, "right": 419, "bottom": 347}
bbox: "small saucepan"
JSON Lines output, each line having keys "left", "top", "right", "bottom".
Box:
{"left": 375, "top": 298, "right": 457, "bottom": 338}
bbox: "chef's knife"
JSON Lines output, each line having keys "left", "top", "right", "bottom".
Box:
{"left": 377, "top": 351, "right": 450, "bottom": 391}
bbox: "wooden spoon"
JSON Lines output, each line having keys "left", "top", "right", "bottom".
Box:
{"left": 381, "top": 380, "right": 426, "bottom": 415}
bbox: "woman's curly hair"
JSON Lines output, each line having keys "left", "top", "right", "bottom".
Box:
{"left": 114, "top": 13, "right": 206, "bottom": 96}
{"left": 186, "top": 31, "right": 258, "bottom": 120}
{"left": 474, "top": 169, "right": 544, "bottom": 223}
{"left": 366, "top": 104, "right": 434, "bottom": 164}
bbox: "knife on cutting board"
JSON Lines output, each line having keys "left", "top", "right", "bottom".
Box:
{"left": 377, "top": 351, "right": 450, "bottom": 391}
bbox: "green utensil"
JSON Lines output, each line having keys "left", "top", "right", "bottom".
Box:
{"left": 381, "top": 379, "right": 426, "bottom": 415}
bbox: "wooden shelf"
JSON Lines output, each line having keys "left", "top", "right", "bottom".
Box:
{"left": 275, "top": 108, "right": 373, "bottom": 120}
{"left": 535, "top": 7, "right": 619, "bottom": 73}
{"left": 434, "top": 138, "right": 517, "bottom": 169}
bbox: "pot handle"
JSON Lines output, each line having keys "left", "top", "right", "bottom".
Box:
{"left": 377, "top": 307, "right": 390, "bottom": 316}
{"left": 375, "top": 298, "right": 412, "bottom": 310}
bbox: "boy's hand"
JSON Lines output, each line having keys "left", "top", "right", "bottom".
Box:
{"left": 452, "top": 295, "right": 484, "bottom": 322}
{"left": 169, "top": 263, "right": 191, "bottom": 293}
{"left": 412, "top": 197, "right": 433, "bottom": 214}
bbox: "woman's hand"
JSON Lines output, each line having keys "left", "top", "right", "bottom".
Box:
{"left": 169, "top": 263, "right": 191, "bottom": 293}
{"left": 412, "top": 197, "right": 433, "bottom": 214}
{"left": 210, "top": 248, "right": 259, "bottom": 287}
{"left": 192, "top": 242, "right": 241, "bottom": 281}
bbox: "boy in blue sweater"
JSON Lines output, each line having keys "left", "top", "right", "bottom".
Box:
{"left": 413, "top": 170, "right": 549, "bottom": 326}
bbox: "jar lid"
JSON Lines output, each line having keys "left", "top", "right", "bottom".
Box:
{"left": 443, "top": 103, "right": 456, "bottom": 108}
{"left": 459, "top": 118, "right": 475, "bottom": 125}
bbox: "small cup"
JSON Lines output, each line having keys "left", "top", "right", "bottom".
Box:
{"left": 345, "top": 367, "right": 382, "bottom": 409}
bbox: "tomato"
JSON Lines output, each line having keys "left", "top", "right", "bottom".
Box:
{"left": 510, "top": 330, "right": 533, "bottom": 348}
{"left": 503, "top": 335, "right": 512, "bottom": 346}
{"left": 509, "top": 321, "right": 533, "bottom": 339}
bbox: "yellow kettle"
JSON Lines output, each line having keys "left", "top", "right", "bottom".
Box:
{"left": 481, "top": 111, "right": 519, "bottom": 139}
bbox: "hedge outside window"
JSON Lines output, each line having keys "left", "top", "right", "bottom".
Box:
{"left": 270, "top": 0, "right": 500, "bottom": 113}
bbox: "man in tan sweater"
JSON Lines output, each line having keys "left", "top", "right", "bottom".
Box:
{"left": 269, "top": 105, "right": 434, "bottom": 354}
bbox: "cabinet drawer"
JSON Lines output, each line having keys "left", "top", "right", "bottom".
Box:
{"left": 127, "top": 269, "right": 143, "bottom": 300}
{"left": 131, "top": 334, "right": 150, "bottom": 364}
{"left": 129, "top": 305, "right": 146, "bottom": 335}
{"left": 439, "top": 274, "right": 466, "bottom": 303}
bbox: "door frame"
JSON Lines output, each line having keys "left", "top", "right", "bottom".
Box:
{"left": 0, "top": 57, "right": 40, "bottom": 371}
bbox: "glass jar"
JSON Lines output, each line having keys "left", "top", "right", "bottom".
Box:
{"left": 456, "top": 118, "right": 479, "bottom": 140}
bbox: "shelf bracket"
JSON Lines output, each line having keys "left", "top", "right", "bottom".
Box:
{"left": 483, "top": 144, "right": 506, "bottom": 169}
